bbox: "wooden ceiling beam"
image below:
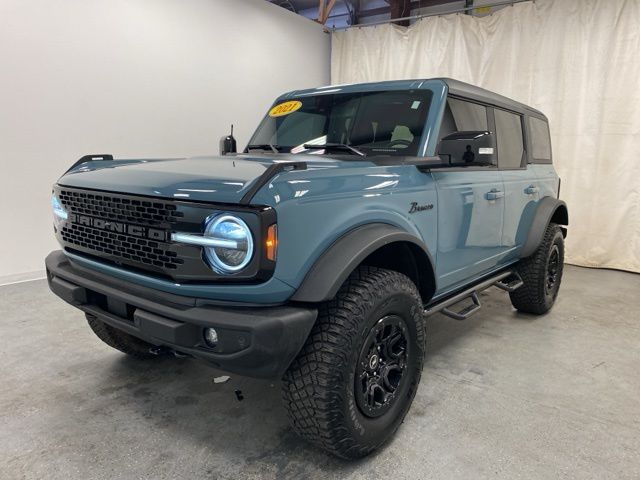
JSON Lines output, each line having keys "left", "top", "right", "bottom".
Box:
{"left": 324, "top": 0, "right": 337, "bottom": 22}
{"left": 317, "top": 0, "right": 337, "bottom": 24}
{"left": 317, "top": 0, "right": 326, "bottom": 22}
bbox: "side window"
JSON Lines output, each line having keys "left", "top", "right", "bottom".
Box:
{"left": 495, "top": 109, "right": 524, "bottom": 169}
{"left": 438, "top": 98, "right": 488, "bottom": 141}
{"left": 529, "top": 116, "right": 552, "bottom": 163}
{"left": 438, "top": 98, "right": 494, "bottom": 166}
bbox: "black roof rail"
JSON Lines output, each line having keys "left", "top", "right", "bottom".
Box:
{"left": 240, "top": 161, "right": 307, "bottom": 205}
{"left": 65, "top": 154, "right": 114, "bottom": 174}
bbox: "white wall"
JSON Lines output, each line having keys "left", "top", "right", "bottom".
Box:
{"left": 0, "top": 0, "right": 330, "bottom": 283}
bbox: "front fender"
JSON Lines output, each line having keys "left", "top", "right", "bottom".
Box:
{"left": 251, "top": 163, "right": 438, "bottom": 295}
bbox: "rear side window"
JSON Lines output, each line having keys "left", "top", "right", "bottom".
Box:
{"left": 529, "top": 116, "right": 552, "bottom": 163}
{"left": 495, "top": 109, "right": 524, "bottom": 169}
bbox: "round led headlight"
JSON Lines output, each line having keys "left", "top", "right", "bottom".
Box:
{"left": 203, "top": 215, "right": 254, "bottom": 273}
{"left": 51, "top": 193, "right": 68, "bottom": 229}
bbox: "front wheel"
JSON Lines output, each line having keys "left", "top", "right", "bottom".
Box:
{"left": 281, "top": 266, "right": 426, "bottom": 459}
{"left": 510, "top": 223, "right": 565, "bottom": 314}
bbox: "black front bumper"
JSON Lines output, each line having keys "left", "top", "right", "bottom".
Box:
{"left": 45, "top": 251, "right": 317, "bottom": 379}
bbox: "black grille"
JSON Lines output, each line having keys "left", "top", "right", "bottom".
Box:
{"left": 54, "top": 187, "right": 209, "bottom": 280}
{"left": 53, "top": 185, "right": 275, "bottom": 283}
{"left": 58, "top": 189, "right": 184, "bottom": 227}
{"left": 60, "top": 223, "right": 183, "bottom": 270}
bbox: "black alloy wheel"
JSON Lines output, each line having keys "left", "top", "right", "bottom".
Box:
{"left": 355, "top": 315, "right": 409, "bottom": 418}
{"left": 545, "top": 244, "right": 560, "bottom": 296}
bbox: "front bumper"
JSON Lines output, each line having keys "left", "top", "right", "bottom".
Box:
{"left": 45, "top": 251, "right": 317, "bottom": 379}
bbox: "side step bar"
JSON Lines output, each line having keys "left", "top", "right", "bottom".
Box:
{"left": 424, "top": 271, "right": 523, "bottom": 321}
{"left": 494, "top": 273, "right": 524, "bottom": 292}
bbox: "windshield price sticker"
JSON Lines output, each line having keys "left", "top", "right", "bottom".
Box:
{"left": 269, "top": 100, "right": 302, "bottom": 117}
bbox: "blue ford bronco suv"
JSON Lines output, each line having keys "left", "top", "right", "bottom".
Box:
{"left": 47, "top": 78, "right": 568, "bottom": 458}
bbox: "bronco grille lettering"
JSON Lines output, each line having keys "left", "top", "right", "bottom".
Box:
{"left": 68, "top": 213, "right": 168, "bottom": 241}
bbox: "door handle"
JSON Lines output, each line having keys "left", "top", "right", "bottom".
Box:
{"left": 485, "top": 189, "right": 504, "bottom": 201}
{"left": 524, "top": 185, "right": 539, "bottom": 195}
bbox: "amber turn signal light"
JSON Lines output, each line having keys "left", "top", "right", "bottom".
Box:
{"left": 266, "top": 224, "right": 278, "bottom": 261}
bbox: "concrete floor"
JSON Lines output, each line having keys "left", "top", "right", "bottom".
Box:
{"left": 1, "top": 265, "right": 639, "bottom": 480}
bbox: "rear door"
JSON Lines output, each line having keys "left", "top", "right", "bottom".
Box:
{"left": 495, "top": 108, "right": 540, "bottom": 261}
{"left": 433, "top": 98, "right": 505, "bottom": 290}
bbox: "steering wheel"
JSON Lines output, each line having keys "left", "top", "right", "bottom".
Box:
{"left": 388, "top": 139, "right": 412, "bottom": 148}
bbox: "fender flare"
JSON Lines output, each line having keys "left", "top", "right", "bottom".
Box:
{"left": 291, "top": 223, "right": 434, "bottom": 303}
{"left": 521, "top": 197, "right": 569, "bottom": 258}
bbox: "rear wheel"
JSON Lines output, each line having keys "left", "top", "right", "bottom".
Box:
{"left": 281, "top": 266, "right": 426, "bottom": 459}
{"left": 86, "top": 314, "right": 158, "bottom": 359}
{"left": 510, "top": 223, "right": 564, "bottom": 314}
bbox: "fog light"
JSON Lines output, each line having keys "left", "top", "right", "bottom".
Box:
{"left": 204, "top": 328, "right": 218, "bottom": 347}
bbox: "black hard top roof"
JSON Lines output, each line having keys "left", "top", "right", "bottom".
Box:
{"left": 437, "top": 78, "right": 547, "bottom": 119}
{"left": 283, "top": 77, "right": 548, "bottom": 120}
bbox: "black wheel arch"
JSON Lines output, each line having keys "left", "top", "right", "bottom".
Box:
{"left": 521, "top": 197, "right": 568, "bottom": 258}
{"left": 291, "top": 223, "right": 436, "bottom": 304}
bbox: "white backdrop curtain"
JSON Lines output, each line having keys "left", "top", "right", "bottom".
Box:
{"left": 332, "top": 0, "right": 640, "bottom": 273}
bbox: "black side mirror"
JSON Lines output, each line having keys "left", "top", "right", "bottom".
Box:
{"left": 219, "top": 125, "right": 237, "bottom": 156}
{"left": 438, "top": 131, "right": 496, "bottom": 166}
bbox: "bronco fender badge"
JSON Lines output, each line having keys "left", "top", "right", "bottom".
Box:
{"left": 409, "top": 202, "right": 434, "bottom": 214}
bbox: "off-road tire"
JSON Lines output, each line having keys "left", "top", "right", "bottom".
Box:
{"left": 510, "top": 223, "right": 564, "bottom": 314}
{"left": 86, "top": 314, "right": 158, "bottom": 359}
{"left": 282, "top": 266, "right": 426, "bottom": 459}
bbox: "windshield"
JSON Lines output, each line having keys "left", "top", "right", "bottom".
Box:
{"left": 248, "top": 89, "right": 433, "bottom": 157}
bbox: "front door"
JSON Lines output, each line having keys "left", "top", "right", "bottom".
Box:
{"left": 433, "top": 170, "right": 505, "bottom": 290}
{"left": 432, "top": 96, "right": 506, "bottom": 291}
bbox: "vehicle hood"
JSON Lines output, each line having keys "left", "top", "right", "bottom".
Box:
{"left": 58, "top": 154, "right": 373, "bottom": 204}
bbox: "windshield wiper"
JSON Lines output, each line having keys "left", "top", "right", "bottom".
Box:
{"left": 247, "top": 143, "right": 279, "bottom": 154}
{"left": 303, "top": 143, "right": 366, "bottom": 157}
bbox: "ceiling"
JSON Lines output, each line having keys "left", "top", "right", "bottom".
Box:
{"left": 267, "top": 1, "right": 509, "bottom": 28}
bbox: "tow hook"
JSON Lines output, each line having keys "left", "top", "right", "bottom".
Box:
{"left": 148, "top": 346, "right": 172, "bottom": 356}
{"left": 149, "top": 346, "right": 190, "bottom": 358}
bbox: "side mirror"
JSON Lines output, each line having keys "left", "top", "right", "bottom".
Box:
{"left": 438, "top": 131, "right": 496, "bottom": 166}
{"left": 219, "top": 125, "right": 237, "bottom": 156}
